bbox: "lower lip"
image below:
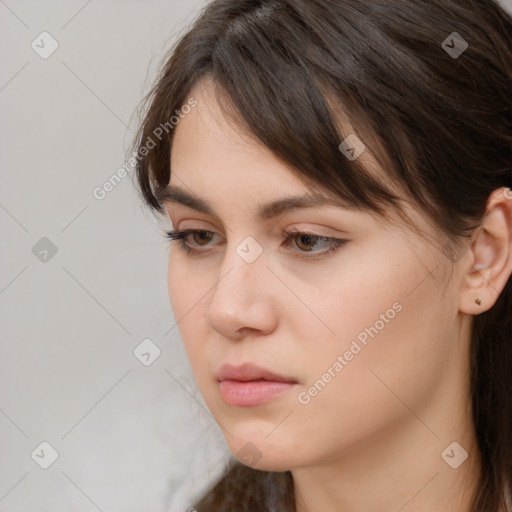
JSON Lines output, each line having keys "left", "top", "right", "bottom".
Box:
{"left": 219, "top": 379, "right": 296, "bottom": 406}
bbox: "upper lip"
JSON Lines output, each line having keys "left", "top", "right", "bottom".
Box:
{"left": 217, "top": 363, "right": 297, "bottom": 383}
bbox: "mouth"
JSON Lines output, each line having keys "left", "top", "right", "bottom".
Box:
{"left": 216, "top": 363, "right": 298, "bottom": 407}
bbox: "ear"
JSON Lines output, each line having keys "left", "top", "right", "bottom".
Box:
{"left": 459, "top": 187, "right": 512, "bottom": 315}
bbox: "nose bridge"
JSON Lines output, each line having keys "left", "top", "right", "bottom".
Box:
{"left": 207, "top": 236, "right": 276, "bottom": 336}
{"left": 215, "top": 236, "right": 266, "bottom": 303}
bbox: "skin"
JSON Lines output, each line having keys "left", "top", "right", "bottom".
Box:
{"left": 164, "top": 78, "right": 512, "bottom": 512}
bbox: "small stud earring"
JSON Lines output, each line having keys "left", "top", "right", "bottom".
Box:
{"left": 475, "top": 298, "right": 482, "bottom": 306}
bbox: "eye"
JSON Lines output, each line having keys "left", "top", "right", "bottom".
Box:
{"left": 290, "top": 232, "right": 324, "bottom": 252}
{"left": 282, "top": 228, "right": 346, "bottom": 258}
{"left": 186, "top": 230, "right": 214, "bottom": 246}
{"left": 165, "top": 228, "right": 346, "bottom": 259}
{"left": 166, "top": 229, "right": 215, "bottom": 254}
{"left": 166, "top": 229, "right": 219, "bottom": 254}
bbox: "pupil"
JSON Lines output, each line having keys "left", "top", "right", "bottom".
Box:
{"left": 299, "top": 235, "right": 316, "bottom": 251}
{"left": 195, "top": 231, "right": 211, "bottom": 245}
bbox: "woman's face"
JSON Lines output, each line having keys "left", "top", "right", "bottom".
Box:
{"left": 165, "top": 80, "right": 469, "bottom": 472}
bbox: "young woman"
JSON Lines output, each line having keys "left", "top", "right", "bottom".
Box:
{"left": 133, "top": 0, "right": 512, "bottom": 510}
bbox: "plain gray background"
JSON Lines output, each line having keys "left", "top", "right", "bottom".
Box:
{"left": 0, "top": 1, "right": 230, "bottom": 511}
{"left": 1, "top": 1, "right": 512, "bottom": 511}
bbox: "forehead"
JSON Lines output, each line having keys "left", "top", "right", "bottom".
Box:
{"left": 171, "top": 79, "right": 275, "bottom": 168}
{"left": 167, "top": 78, "right": 429, "bottom": 237}
{"left": 171, "top": 79, "right": 366, "bottom": 194}
{"left": 170, "top": 80, "right": 320, "bottom": 200}
{"left": 174, "top": 77, "right": 402, "bottom": 189}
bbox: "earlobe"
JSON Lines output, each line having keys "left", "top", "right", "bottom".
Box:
{"left": 459, "top": 187, "right": 512, "bottom": 315}
{"left": 459, "top": 258, "right": 493, "bottom": 315}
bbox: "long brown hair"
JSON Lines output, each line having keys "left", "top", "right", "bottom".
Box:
{"left": 132, "top": 1, "right": 512, "bottom": 510}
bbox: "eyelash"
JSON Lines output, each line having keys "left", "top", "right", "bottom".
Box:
{"left": 165, "top": 227, "right": 346, "bottom": 259}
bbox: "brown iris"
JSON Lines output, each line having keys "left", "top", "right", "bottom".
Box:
{"left": 294, "top": 234, "right": 318, "bottom": 252}
{"left": 192, "top": 230, "right": 214, "bottom": 246}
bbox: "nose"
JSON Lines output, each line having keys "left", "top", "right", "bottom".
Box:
{"left": 206, "top": 243, "right": 279, "bottom": 341}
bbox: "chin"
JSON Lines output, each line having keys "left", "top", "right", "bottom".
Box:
{"left": 234, "top": 452, "right": 294, "bottom": 472}
{"left": 223, "top": 433, "right": 303, "bottom": 472}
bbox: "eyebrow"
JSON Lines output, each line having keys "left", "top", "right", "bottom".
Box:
{"left": 158, "top": 186, "right": 352, "bottom": 220}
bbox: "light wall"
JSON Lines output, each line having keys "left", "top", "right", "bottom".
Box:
{"left": 0, "top": 2, "right": 229, "bottom": 512}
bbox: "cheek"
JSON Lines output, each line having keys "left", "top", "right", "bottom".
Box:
{"left": 167, "top": 251, "right": 207, "bottom": 319}
{"left": 167, "top": 252, "right": 184, "bottom": 314}
{"left": 292, "top": 253, "right": 451, "bottom": 448}
{"left": 289, "top": 306, "right": 450, "bottom": 469}
{"left": 167, "top": 254, "right": 209, "bottom": 366}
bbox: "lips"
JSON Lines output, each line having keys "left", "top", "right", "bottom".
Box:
{"left": 216, "top": 363, "right": 298, "bottom": 407}
{"left": 216, "top": 363, "right": 297, "bottom": 383}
